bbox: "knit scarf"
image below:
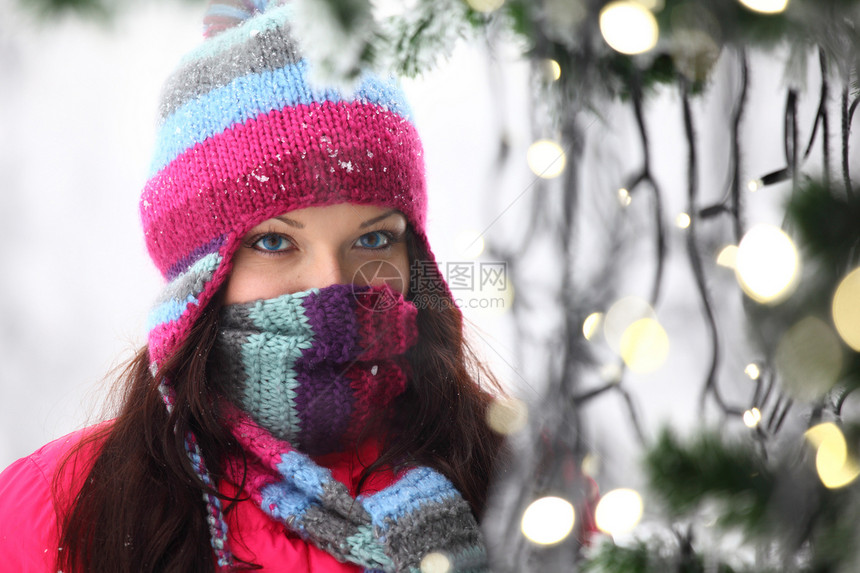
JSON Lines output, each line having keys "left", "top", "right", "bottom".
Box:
{"left": 211, "top": 284, "right": 489, "bottom": 571}
{"left": 210, "top": 283, "right": 417, "bottom": 455}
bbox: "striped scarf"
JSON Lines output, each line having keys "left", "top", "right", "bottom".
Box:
{"left": 212, "top": 284, "right": 488, "bottom": 571}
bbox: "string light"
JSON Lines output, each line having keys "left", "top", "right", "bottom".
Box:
{"left": 599, "top": 1, "right": 659, "bottom": 55}
{"left": 465, "top": 0, "right": 505, "bottom": 13}
{"left": 582, "top": 453, "right": 600, "bottom": 477}
{"left": 775, "top": 316, "right": 843, "bottom": 402}
{"left": 545, "top": 59, "right": 561, "bottom": 81}
{"left": 527, "top": 139, "right": 567, "bottom": 179}
{"left": 743, "top": 407, "right": 762, "bottom": 428}
{"left": 675, "top": 212, "right": 691, "bottom": 229}
{"left": 420, "top": 552, "right": 451, "bottom": 573}
{"left": 737, "top": 0, "right": 790, "bottom": 15}
{"left": 521, "top": 497, "right": 576, "bottom": 545}
{"left": 594, "top": 489, "right": 644, "bottom": 535}
{"left": 583, "top": 312, "right": 603, "bottom": 340}
{"left": 832, "top": 267, "right": 860, "bottom": 352}
{"left": 805, "top": 423, "right": 860, "bottom": 489}
{"left": 744, "top": 363, "right": 761, "bottom": 380}
{"left": 617, "top": 187, "right": 632, "bottom": 206}
{"left": 735, "top": 225, "right": 799, "bottom": 304}
{"left": 486, "top": 397, "right": 529, "bottom": 435}
{"left": 620, "top": 318, "right": 670, "bottom": 373}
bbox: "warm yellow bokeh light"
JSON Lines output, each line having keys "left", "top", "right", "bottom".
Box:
{"left": 465, "top": 0, "right": 505, "bottom": 13}
{"left": 775, "top": 316, "right": 843, "bottom": 402}
{"left": 737, "top": 0, "right": 790, "bottom": 14}
{"left": 620, "top": 318, "right": 670, "bottom": 373}
{"left": 527, "top": 139, "right": 567, "bottom": 179}
{"left": 747, "top": 178, "right": 763, "bottom": 192}
{"left": 599, "top": 1, "right": 659, "bottom": 55}
{"left": 582, "top": 453, "right": 600, "bottom": 477}
{"left": 743, "top": 407, "right": 762, "bottom": 428}
{"left": 453, "top": 228, "right": 485, "bottom": 260}
{"left": 675, "top": 212, "right": 691, "bottom": 229}
{"left": 521, "top": 497, "right": 576, "bottom": 545}
{"left": 744, "top": 363, "right": 761, "bottom": 380}
{"left": 617, "top": 187, "right": 632, "bottom": 206}
{"left": 583, "top": 312, "right": 603, "bottom": 340}
{"left": 735, "top": 225, "right": 799, "bottom": 304}
{"left": 595, "top": 489, "right": 643, "bottom": 535}
{"left": 716, "top": 245, "right": 738, "bottom": 269}
{"left": 805, "top": 423, "right": 860, "bottom": 489}
{"left": 486, "top": 397, "right": 529, "bottom": 436}
{"left": 604, "top": 296, "right": 655, "bottom": 355}
{"left": 832, "top": 267, "right": 860, "bottom": 352}
{"left": 545, "top": 59, "right": 561, "bottom": 81}
{"left": 420, "top": 552, "right": 451, "bottom": 573}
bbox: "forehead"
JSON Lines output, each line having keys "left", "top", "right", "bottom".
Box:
{"left": 251, "top": 204, "right": 405, "bottom": 227}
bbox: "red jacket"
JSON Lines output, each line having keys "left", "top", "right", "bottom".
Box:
{"left": 0, "top": 424, "right": 397, "bottom": 572}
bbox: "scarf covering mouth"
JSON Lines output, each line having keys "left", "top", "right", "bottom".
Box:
{"left": 224, "top": 406, "right": 489, "bottom": 572}
{"left": 210, "top": 283, "right": 418, "bottom": 455}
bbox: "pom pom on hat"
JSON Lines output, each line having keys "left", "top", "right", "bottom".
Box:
{"left": 203, "top": 0, "right": 277, "bottom": 38}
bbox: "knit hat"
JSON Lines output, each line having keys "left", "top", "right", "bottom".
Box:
{"left": 141, "top": 0, "right": 439, "bottom": 367}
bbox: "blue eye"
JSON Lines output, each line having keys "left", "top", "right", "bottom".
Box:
{"left": 253, "top": 234, "right": 292, "bottom": 252}
{"left": 356, "top": 231, "right": 391, "bottom": 249}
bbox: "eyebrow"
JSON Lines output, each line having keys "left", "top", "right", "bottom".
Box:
{"left": 273, "top": 209, "right": 401, "bottom": 230}
{"left": 359, "top": 210, "right": 401, "bottom": 228}
{"left": 274, "top": 215, "right": 304, "bottom": 229}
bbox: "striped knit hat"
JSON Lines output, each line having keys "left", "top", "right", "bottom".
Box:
{"left": 141, "top": 0, "right": 434, "bottom": 367}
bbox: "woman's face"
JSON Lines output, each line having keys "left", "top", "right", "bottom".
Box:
{"left": 224, "top": 203, "right": 410, "bottom": 305}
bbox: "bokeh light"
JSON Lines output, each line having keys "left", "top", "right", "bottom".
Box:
{"left": 582, "top": 453, "right": 600, "bottom": 477}
{"left": 716, "top": 245, "right": 738, "bottom": 269}
{"left": 805, "top": 422, "right": 860, "bottom": 489}
{"left": 747, "top": 178, "right": 763, "bottom": 192}
{"left": 735, "top": 225, "right": 799, "bottom": 304}
{"left": 604, "top": 296, "right": 655, "bottom": 355}
{"left": 486, "top": 397, "right": 529, "bottom": 435}
{"left": 545, "top": 59, "right": 561, "bottom": 81}
{"left": 620, "top": 318, "right": 670, "bottom": 373}
{"left": 775, "top": 316, "right": 842, "bottom": 402}
{"left": 675, "top": 212, "right": 691, "bottom": 229}
{"left": 527, "top": 139, "right": 567, "bottom": 179}
{"left": 743, "top": 407, "right": 762, "bottom": 428}
{"left": 583, "top": 312, "right": 603, "bottom": 340}
{"left": 599, "top": 1, "right": 659, "bottom": 55}
{"left": 832, "top": 267, "right": 860, "bottom": 352}
{"left": 521, "top": 496, "right": 576, "bottom": 545}
{"left": 420, "top": 552, "right": 451, "bottom": 573}
{"left": 595, "top": 489, "right": 644, "bottom": 535}
{"left": 465, "top": 0, "right": 505, "bottom": 13}
{"left": 617, "top": 187, "right": 632, "bottom": 206}
{"left": 744, "top": 363, "right": 761, "bottom": 380}
{"left": 737, "top": 0, "right": 790, "bottom": 14}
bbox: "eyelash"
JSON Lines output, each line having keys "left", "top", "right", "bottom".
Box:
{"left": 243, "top": 228, "right": 403, "bottom": 255}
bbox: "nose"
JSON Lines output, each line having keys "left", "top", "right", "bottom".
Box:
{"left": 301, "top": 251, "right": 349, "bottom": 290}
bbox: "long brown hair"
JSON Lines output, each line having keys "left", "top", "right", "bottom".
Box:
{"left": 56, "top": 229, "right": 505, "bottom": 572}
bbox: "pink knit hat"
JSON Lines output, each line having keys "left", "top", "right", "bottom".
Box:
{"left": 141, "top": 0, "right": 437, "bottom": 366}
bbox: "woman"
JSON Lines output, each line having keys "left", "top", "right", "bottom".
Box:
{"left": 0, "top": 1, "right": 505, "bottom": 571}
